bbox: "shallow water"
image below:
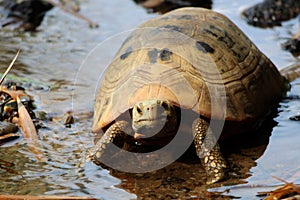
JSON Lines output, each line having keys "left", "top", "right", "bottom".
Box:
{"left": 0, "top": 0, "right": 300, "bottom": 199}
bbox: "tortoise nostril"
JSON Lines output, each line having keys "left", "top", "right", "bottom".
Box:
{"left": 161, "top": 101, "right": 169, "bottom": 109}
{"left": 136, "top": 107, "right": 142, "bottom": 114}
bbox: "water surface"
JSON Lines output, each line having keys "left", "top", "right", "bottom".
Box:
{"left": 0, "top": 0, "right": 300, "bottom": 199}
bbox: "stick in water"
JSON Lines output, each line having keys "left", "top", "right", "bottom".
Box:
{"left": 0, "top": 49, "right": 20, "bottom": 85}
{"left": 46, "top": 0, "right": 98, "bottom": 28}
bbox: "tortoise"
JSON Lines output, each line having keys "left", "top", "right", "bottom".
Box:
{"left": 86, "top": 7, "right": 293, "bottom": 184}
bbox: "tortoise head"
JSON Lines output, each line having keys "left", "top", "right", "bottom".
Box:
{"left": 132, "top": 99, "right": 178, "bottom": 139}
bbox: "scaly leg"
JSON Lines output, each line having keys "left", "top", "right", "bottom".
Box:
{"left": 85, "top": 120, "right": 132, "bottom": 164}
{"left": 192, "top": 118, "right": 227, "bottom": 184}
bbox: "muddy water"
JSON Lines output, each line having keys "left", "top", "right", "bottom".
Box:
{"left": 0, "top": 0, "right": 300, "bottom": 199}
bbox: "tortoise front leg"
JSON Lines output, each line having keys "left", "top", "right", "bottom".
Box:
{"left": 192, "top": 118, "right": 227, "bottom": 184}
{"left": 86, "top": 120, "right": 132, "bottom": 163}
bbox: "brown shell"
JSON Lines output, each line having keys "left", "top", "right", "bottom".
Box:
{"left": 92, "top": 7, "right": 285, "bottom": 132}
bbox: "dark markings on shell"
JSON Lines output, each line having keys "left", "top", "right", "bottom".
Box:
{"left": 160, "top": 25, "right": 182, "bottom": 32}
{"left": 247, "top": 77, "right": 258, "bottom": 92}
{"left": 120, "top": 47, "right": 133, "bottom": 60}
{"left": 176, "top": 14, "right": 193, "bottom": 20}
{"left": 212, "top": 15, "right": 219, "bottom": 20}
{"left": 196, "top": 41, "right": 215, "bottom": 54}
{"left": 231, "top": 49, "right": 242, "bottom": 61}
{"left": 217, "top": 31, "right": 234, "bottom": 47}
{"left": 204, "top": 28, "right": 218, "bottom": 38}
{"left": 240, "top": 46, "right": 247, "bottom": 52}
{"left": 227, "top": 23, "right": 236, "bottom": 31}
{"left": 96, "top": 99, "right": 103, "bottom": 122}
{"left": 104, "top": 99, "right": 109, "bottom": 106}
{"left": 160, "top": 16, "right": 170, "bottom": 21}
{"left": 206, "top": 25, "right": 234, "bottom": 47}
{"left": 209, "top": 25, "right": 222, "bottom": 33}
{"left": 148, "top": 48, "right": 159, "bottom": 63}
{"left": 97, "top": 112, "right": 102, "bottom": 123}
{"left": 159, "top": 48, "right": 172, "bottom": 61}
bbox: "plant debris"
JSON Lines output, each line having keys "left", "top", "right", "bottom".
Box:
{"left": 282, "top": 30, "right": 300, "bottom": 57}
{"left": 46, "top": 0, "right": 98, "bottom": 28}
{"left": 0, "top": 51, "right": 46, "bottom": 161}
{"left": 258, "top": 176, "right": 300, "bottom": 200}
{"left": 63, "top": 111, "right": 75, "bottom": 128}
{"left": 0, "top": 0, "right": 98, "bottom": 31}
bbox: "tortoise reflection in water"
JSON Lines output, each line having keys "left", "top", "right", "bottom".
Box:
{"left": 86, "top": 8, "right": 299, "bottom": 184}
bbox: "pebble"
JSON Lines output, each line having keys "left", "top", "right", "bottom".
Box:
{"left": 0, "top": 121, "right": 18, "bottom": 136}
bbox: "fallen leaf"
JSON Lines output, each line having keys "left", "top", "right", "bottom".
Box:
{"left": 17, "top": 96, "right": 46, "bottom": 162}
{"left": 17, "top": 96, "right": 38, "bottom": 140}
{"left": 0, "top": 133, "right": 19, "bottom": 141}
{"left": 0, "top": 87, "right": 28, "bottom": 101}
{"left": 260, "top": 177, "right": 300, "bottom": 200}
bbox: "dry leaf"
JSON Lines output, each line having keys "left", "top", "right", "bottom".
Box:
{"left": 0, "top": 133, "right": 19, "bottom": 141}
{"left": 0, "top": 51, "right": 46, "bottom": 161}
{"left": 0, "top": 86, "right": 27, "bottom": 100}
{"left": 17, "top": 96, "right": 46, "bottom": 162}
{"left": 261, "top": 177, "right": 300, "bottom": 200}
{"left": 17, "top": 96, "right": 38, "bottom": 140}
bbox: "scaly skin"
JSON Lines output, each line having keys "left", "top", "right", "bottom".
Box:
{"left": 88, "top": 100, "right": 228, "bottom": 184}
{"left": 86, "top": 120, "right": 132, "bottom": 163}
{"left": 192, "top": 118, "right": 227, "bottom": 184}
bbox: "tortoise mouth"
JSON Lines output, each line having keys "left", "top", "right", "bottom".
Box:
{"left": 133, "top": 119, "right": 165, "bottom": 133}
{"left": 133, "top": 116, "right": 167, "bottom": 129}
{"left": 133, "top": 116, "right": 167, "bottom": 123}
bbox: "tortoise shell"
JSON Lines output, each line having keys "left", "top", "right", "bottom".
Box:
{"left": 92, "top": 7, "right": 285, "bottom": 133}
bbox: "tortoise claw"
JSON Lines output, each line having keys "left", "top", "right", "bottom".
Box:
{"left": 205, "top": 159, "right": 226, "bottom": 184}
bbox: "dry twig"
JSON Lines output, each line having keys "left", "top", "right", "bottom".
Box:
{"left": 46, "top": 0, "right": 98, "bottom": 27}
{"left": 258, "top": 176, "right": 300, "bottom": 200}
{"left": 0, "top": 50, "right": 20, "bottom": 85}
